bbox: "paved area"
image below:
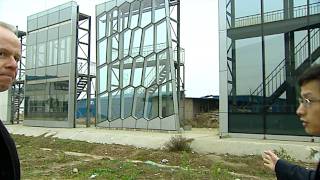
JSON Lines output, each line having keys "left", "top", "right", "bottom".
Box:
{"left": 6, "top": 124, "right": 320, "bottom": 162}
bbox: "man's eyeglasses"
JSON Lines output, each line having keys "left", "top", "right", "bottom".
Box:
{"left": 298, "top": 97, "right": 320, "bottom": 108}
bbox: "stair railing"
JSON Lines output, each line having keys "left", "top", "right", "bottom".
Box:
{"left": 241, "top": 29, "right": 320, "bottom": 110}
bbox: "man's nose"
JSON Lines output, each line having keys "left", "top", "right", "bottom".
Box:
{"left": 5, "top": 56, "right": 18, "bottom": 70}
{"left": 296, "top": 103, "right": 305, "bottom": 117}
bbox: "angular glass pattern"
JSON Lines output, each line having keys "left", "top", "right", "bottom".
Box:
{"left": 96, "top": 0, "right": 179, "bottom": 130}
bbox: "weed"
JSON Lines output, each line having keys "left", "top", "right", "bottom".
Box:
{"left": 274, "top": 147, "right": 296, "bottom": 162}
{"left": 211, "top": 162, "right": 233, "bottom": 180}
{"left": 163, "top": 135, "right": 193, "bottom": 152}
{"left": 181, "top": 151, "right": 191, "bottom": 170}
{"left": 308, "top": 148, "right": 320, "bottom": 161}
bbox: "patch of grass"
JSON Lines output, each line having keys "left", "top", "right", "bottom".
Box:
{"left": 11, "top": 134, "right": 290, "bottom": 179}
{"left": 163, "top": 135, "right": 193, "bottom": 152}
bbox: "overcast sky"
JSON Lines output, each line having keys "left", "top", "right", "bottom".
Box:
{"left": 0, "top": 0, "right": 219, "bottom": 98}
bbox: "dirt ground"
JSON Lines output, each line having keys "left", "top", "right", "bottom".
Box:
{"left": 11, "top": 134, "right": 301, "bottom": 179}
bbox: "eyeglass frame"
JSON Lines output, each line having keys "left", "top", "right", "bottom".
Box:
{"left": 298, "top": 97, "right": 320, "bottom": 108}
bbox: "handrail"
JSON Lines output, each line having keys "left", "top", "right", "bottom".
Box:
{"left": 234, "top": 2, "right": 320, "bottom": 28}
{"left": 242, "top": 28, "right": 320, "bottom": 110}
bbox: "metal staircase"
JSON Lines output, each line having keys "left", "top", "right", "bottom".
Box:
{"left": 11, "top": 83, "right": 24, "bottom": 123}
{"left": 77, "top": 74, "right": 88, "bottom": 98}
{"left": 243, "top": 28, "right": 320, "bottom": 111}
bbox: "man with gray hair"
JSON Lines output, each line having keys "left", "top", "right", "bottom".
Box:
{"left": 0, "top": 21, "right": 21, "bottom": 179}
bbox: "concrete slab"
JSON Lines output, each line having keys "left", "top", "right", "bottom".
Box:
{"left": 5, "top": 124, "right": 319, "bottom": 162}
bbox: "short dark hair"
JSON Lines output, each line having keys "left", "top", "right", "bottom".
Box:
{"left": 298, "top": 64, "right": 320, "bottom": 87}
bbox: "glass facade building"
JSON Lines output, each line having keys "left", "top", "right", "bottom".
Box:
{"left": 96, "top": 0, "right": 180, "bottom": 130}
{"left": 24, "top": 2, "right": 79, "bottom": 127}
{"left": 219, "top": 0, "right": 320, "bottom": 139}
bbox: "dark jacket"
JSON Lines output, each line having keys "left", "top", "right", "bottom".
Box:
{"left": 275, "top": 159, "right": 320, "bottom": 180}
{"left": 0, "top": 120, "right": 20, "bottom": 179}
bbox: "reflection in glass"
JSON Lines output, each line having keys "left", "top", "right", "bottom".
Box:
{"left": 143, "top": 25, "right": 154, "bottom": 56}
{"left": 99, "top": 38, "right": 107, "bottom": 65}
{"left": 160, "top": 82, "right": 173, "bottom": 117}
{"left": 130, "top": 1, "right": 140, "bottom": 29}
{"left": 66, "top": 36, "right": 71, "bottom": 63}
{"left": 59, "top": 37, "right": 66, "bottom": 64}
{"left": 133, "top": 57, "right": 144, "bottom": 87}
{"left": 38, "top": 43, "right": 46, "bottom": 67}
{"left": 98, "top": 93, "right": 108, "bottom": 123}
{"left": 99, "top": 65, "right": 108, "bottom": 93}
{"left": 110, "top": 61, "right": 120, "bottom": 91}
{"left": 141, "top": 0, "right": 152, "bottom": 27}
{"left": 111, "top": 34, "right": 119, "bottom": 62}
{"left": 106, "top": 13, "right": 112, "bottom": 37}
{"left": 119, "top": 2, "right": 130, "bottom": 31}
{"left": 24, "top": 81, "right": 69, "bottom": 121}
{"left": 32, "top": 45, "right": 37, "bottom": 68}
{"left": 122, "top": 57, "right": 133, "bottom": 87}
{"left": 154, "top": 0, "right": 165, "bottom": 22}
{"left": 132, "top": 29, "right": 142, "bottom": 57}
{"left": 144, "top": 54, "right": 156, "bottom": 87}
{"left": 133, "top": 87, "right": 145, "bottom": 119}
{"left": 98, "top": 13, "right": 106, "bottom": 39}
{"left": 145, "top": 85, "right": 158, "bottom": 119}
{"left": 122, "top": 87, "right": 134, "bottom": 118}
{"left": 122, "top": 29, "right": 131, "bottom": 57}
{"left": 112, "top": 9, "right": 118, "bottom": 33}
{"left": 110, "top": 90, "right": 121, "bottom": 120}
{"left": 156, "top": 21, "right": 167, "bottom": 52}
{"left": 157, "top": 50, "right": 170, "bottom": 84}
{"left": 48, "top": 41, "right": 54, "bottom": 65}
{"left": 53, "top": 39, "right": 58, "bottom": 65}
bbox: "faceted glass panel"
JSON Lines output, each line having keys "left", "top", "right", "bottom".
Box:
{"left": 96, "top": 0, "right": 178, "bottom": 130}
{"left": 121, "top": 29, "right": 131, "bottom": 58}
{"left": 98, "top": 92, "right": 108, "bottom": 123}
{"left": 141, "top": 0, "right": 152, "bottom": 27}
{"left": 130, "top": 1, "right": 140, "bottom": 29}
{"left": 133, "top": 56, "right": 144, "bottom": 87}
{"left": 145, "top": 85, "right": 159, "bottom": 119}
{"left": 111, "top": 34, "right": 119, "bottom": 62}
{"left": 156, "top": 20, "right": 167, "bottom": 52}
{"left": 154, "top": 0, "right": 165, "bottom": 22}
{"left": 99, "top": 65, "right": 108, "bottom": 93}
{"left": 142, "top": 25, "right": 154, "bottom": 56}
{"left": 122, "top": 57, "right": 133, "bottom": 87}
{"left": 122, "top": 87, "right": 134, "bottom": 118}
{"left": 132, "top": 28, "right": 142, "bottom": 57}
{"left": 110, "top": 90, "right": 121, "bottom": 120}
{"left": 119, "top": 2, "right": 130, "bottom": 31}
{"left": 98, "top": 38, "right": 107, "bottom": 65}
{"left": 112, "top": 9, "right": 118, "bottom": 33}
{"left": 160, "top": 81, "right": 174, "bottom": 117}
{"left": 133, "top": 87, "right": 145, "bottom": 119}
{"left": 157, "top": 49, "right": 171, "bottom": 84}
{"left": 144, "top": 54, "right": 156, "bottom": 87}
{"left": 98, "top": 13, "right": 107, "bottom": 40}
{"left": 110, "top": 61, "right": 120, "bottom": 91}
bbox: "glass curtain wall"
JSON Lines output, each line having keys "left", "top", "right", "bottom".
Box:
{"left": 24, "top": 2, "right": 77, "bottom": 126}
{"left": 223, "top": 0, "right": 320, "bottom": 135}
{"left": 96, "top": 0, "right": 179, "bottom": 130}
